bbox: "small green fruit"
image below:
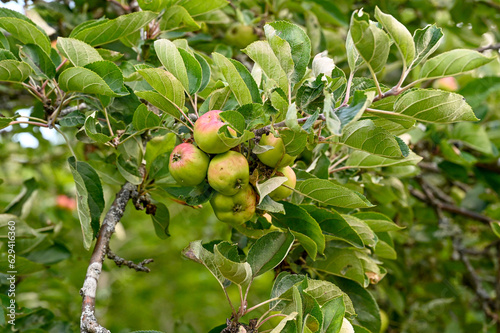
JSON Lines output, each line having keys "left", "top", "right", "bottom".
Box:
{"left": 225, "top": 24, "right": 258, "bottom": 49}
{"left": 269, "top": 166, "right": 296, "bottom": 201}
{"left": 193, "top": 110, "right": 237, "bottom": 154}
{"left": 208, "top": 151, "right": 249, "bottom": 196}
{"left": 169, "top": 143, "right": 209, "bottom": 186}
{"left": 210, "top": 185, "right": 256, "bottom": 225}
{"left": 257, "top": 133, "right": 295, "bottom": 168}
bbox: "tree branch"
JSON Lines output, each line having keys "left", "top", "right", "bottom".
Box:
{"left": 477, "top": 43, "right": 500, "bottom": 53}
{"left": 80, "top": 182, "right": 137, "bottom": 333}
{"left": 106, "top": 248, "right": 153, "bottom": 273}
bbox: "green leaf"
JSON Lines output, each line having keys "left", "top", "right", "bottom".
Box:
{"left": 0, "top": 15, "right": 51, "bottom": 55}
{"left": 247, "top": 231, "right": 294, "bottom": 277}
{"left": 19, "top": 44, "right": 55, "bottom": 79}
{"left": 212, "top": 52, "right": 253, "bottom": 106}
{"left": 264, "top": 25, "right": 295, "bottom": 79}
{"left": 132, "top": 104, "right": 160, "bottom": 131}
{"left": 0, "top": 60, "right": 32, "bottom": 82}
{"left": 182, "top": 240, "right": 228, "bottom": 288}
{"left": 151, "top": 202, "right": 170, "bottom": 239}
{"left": 295, "top": 178, "right": 373, "bottom": 208}
{"left": 177, "top": 0, "right": 229, "bottom": 17}
{"left": 0, "top": 49, "right": 16, "bottom": 61}
{"left": 0, "top": 117, "right": 13, "bottom": 130}
{"left": 304, "top": 279, "right": 354, "bottom": 315}
{"left": 59, "top": 67, "right": 125, "bottom": 97}
{"left": 349, "top": 10, "right": 391, "bottom": 73}
{"left": 116, "top": 154, "right": 142, "bottom": 185}
{"left": 236, "top": 103, "right": 273, "bottom": 130}
{"left": 68, "top": 157, "right": 104, "bottom": 249}
{"left": 420, "top": 49, "right": 494, "bottom": 81}
{"left": 346, "top": 30, "right": 363, "bottom": 72}
{"left": 451, "top": 122, "right": 493, "bottom": 155}
{"left": 56, "top": 37, "right": 103, "bottom": 67}
{"left": 72, "top": 11, "right": 157, "bottom": 46}
{"left": 374, "top": 7, "right": 415, "bottom": 69}
{"left": 322, "top": 297, "right": 345, "bottom": 333}
{"left": 393, "top": 89, "right": 478, "bottom": 123}
{"left": 194, "top": 52, "right": 211, "bottom": 93}
{"left": 327, "top": 90, "right": 375, "bottom": 135}
{"left": 280, "top": 128, "right": 308, "bottom": 156}
{"left": 459, "top": 76, "right": 500, "bottom": 109}
{"left": 340, "top": 119, "right": 409, "bottom": 158}
{"left": 266, "top": 21, "right": 312, "bottom": 84}
{"left": 84, "top": 112, "right": 112, "bottom": 143}
{"left": 0, "top": 253, "right": 44, "bottom": 275}
{"left": 301, "top": 205, "right": 364, "bottom": 249}
{"left": 243, "top": 41, "right": 289, "bottom": 95}
{"left": 3, "top": 178, "right": 38, "bottom": 216}
{"left": 342, "top": 215, "right": 377, "bottom": 248}
{"left": 270, "top": 312, "right": 298, "bottom": 333}
{"left": 491, "top": 222, "right": 500, "bottom": 239}
{"left": 345, "top": 150, "right": 422, "bottom": 169}
{"left": 154, "top": 39, "right": 190, "bottom": 92}
{"left": 178, "top": 48, "right": 202, "bottom": 94}
{"left": 296, "top": 75, "right": 326, "bottom": 115}
{"left": 309, "top": 247, "right": 365, "bottom": 286}
{"left": 217, "top": 127, "right": 255, "bottom": 150}
{"left": 229, "top": 59, "right": 262, "bottom": 104}
{"left": 214, "top": 242, "right": 252, "bottom": 286}
{"left": 84, "top": 60, "right": 128, "bottom": 95}
{"left": 270, "top": 202, "right": 325, "bottom": 259}
{"left": 256, "top": 177, "right": 288, "bottom": 204}
{"left": 159, "top": 5, "right": 200, "bottom": 32}
{"left": 137, "top": 68, "right": 185, "bottom": 118}
{"left": 145, "top": 133, "right": 176, "bottom": 169}
{"left": 411, "top": 24, "right": 443, "bottom": 69}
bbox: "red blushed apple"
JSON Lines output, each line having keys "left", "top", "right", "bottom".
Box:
{"left": 193, "top": 110, "right": 237, "bottom": 154}
{"left": 169, "top": 143, "right": 210, "bottom": 186}
{"left": 433, "top": 77, "right": 459, "bottom": 91}
{"left": 56, "top": 195, "right": 77, "bottom": 211}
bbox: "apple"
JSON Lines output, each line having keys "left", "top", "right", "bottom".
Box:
{"left": 169, "top": 143, "right": 209, "bottom": 186}
{"left": 257, "top": 132, "right": 295, "bottom": 168}
{"left": 208, "top": 151, "right": 249, "bottom": 196}
{"left": 269, "top": 166, "right": 296, "bottom": 201}
{"left": 193, "top": 110, "right": 237, "bottom": 154}
{"left": 225, "top": 24, "right": 258, "bottom": 49}
{"left": 210, "top": 185, "right": 256, "bottom": 225}
{"left": 433, "top": 77, "right": 459, "bottom": 91}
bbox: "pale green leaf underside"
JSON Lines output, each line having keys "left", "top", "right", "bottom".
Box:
{"left": 212, "top": 52, "right": 253, "bottom": 106}
{"left": 0, "top": 60, "right": 32, "bottom": 82}
{"left": 138, "top": 68, "right": 185, "bottom": 110}
{"left": 420, "top": 49, "right": 494, "bottom": 80}
{"left": 345, "top": 150, "right": 422, "bottom": 168}
{"left": 59, "top": 67, "right": 123, "bottom": 96}
{"left": 154, "top": 39, "right": 190, "bottom": 92}
{"left": 57, "top": 37, "right": 103, "bottom": 67}
{"left": 0, "top": 17, "right": 51, "bottom": 54}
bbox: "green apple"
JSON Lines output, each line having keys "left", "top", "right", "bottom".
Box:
{"left": 210, "top": 185, "right": 256, "bottom": 225}
{"left": 225, "top": 24, "right": 258, "bottom": 49}
{"left": 193, "top": 110, "right": 237, "bottom": 154}
{"left": 257, "top": 132, "right": 295, "bottom": 168}
{"left": 269, "top": 166, "right": 296, "bottom": 201}
{"left": 169, "top": 143, "right": 209, "bottom": 186}
{"left": 208, "top": 151, "right": 249, "bottom": 196}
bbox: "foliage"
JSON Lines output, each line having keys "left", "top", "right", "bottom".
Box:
{"left": 0, "top": 0, "right": 499, "bottom": 332}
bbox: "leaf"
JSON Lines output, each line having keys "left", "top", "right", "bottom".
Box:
{"left": 270, "top": 202, "right": 325, "bottom": 259}
{"left": 459, "top": 76, "right": 500, "bottom": 109}
{"left": 296, "top": 75, "right": 326, "bottom": 115}
{"left": 229, "top": 59, "right": 262, "bottom": 104}
{"left": 132, "top": 104, "right": 160, "bottom": 131}
{"left": 177, "top": 0, "right": 229, "bottom": 17}
{"left": 374, "top": 7, "right": 415, "bottom": 69}
{"left": 256, "top": 177, "right": 288, "bottom": 204}
{"left": 0, "top": 49, "right": 16, "bottom": 61}
{"left": 411, "top": 24, "right": 443, "bottom": 69}
{"left": 84, "top": 60, "right": 128, "bottom": 95}
{"left": 247, "top": 231, "right": 294, "bottom": 277}
{"left": 243, "top": 41, "right": 289, "bottom": 95}
{"left": 491, "top": 222, "right": 500, "bottom": 239}
{"left": 116, "top": 154, "right": 142, "bottom": 185}
{"left": 266, "top": 21, "right": 312, "bottom": 84}
{"left": 349, "top": 10, "right": 391, "bottom": 73}
{"left": 178, "top": 48, "right": 202, "bottom": 94}
{"left": 217, "top": 127, "right": 255, "bottom": 150}
{"left": 0, "top": 15, "right": 51, "bottom": 54}
{"left": 301, "top": 205, "right": 364, "bottom": 249}
{"left": 280, "top": 128, "right": 308, "bottom": 156}
{"left": 194, "top": 52, "right": 211, "bottom": 93}
{"left": 451, "top": 122, "right": 493, "bottom": 155}
{"left": 68, "top": 157, "right": 104, "bottom": 249}
{"left": 264, "top": 24, "right": 295, "bottom": 79}
{"left": 214, "top": 243, "right": 252, "bottom": 286}
{"left": 345, "top": 150, "right": 422, "bottom": 169}
{"left": 56, "top": 37, "right": 103, "bottom": 67}
{"left": 328, "top": 90, "right": 375, "bottom": 135}
{"left": 154, "top": 39, "right": 189, "bottom": 92}
{"left": 257, "top": 195, "right": 285, "bottom": 214}
{"left": 151, "top": 202, "right": 170, "bottom": 239}
{"left": 0, "top": 60, "right": 32, "bottom": 82}
{"left": 145, "top": 133, "right": 176, "bottom": 169}
{"left": 182, "top": 240, "right": 228, "bottom": 288}
{"left": 322, "top": 297, "right": 345, "bottom": 333}
{"left": 0, "top": 117, "right": 13, "bottom": 130}
{"left": 72, "top": 11, "right": 157, "bottom": 46}
{"left": 270, "top": 312, "right": 298, "bottom": 333}
{"left": 340, "top": 119, "right": 409, "bottom": 158}
{"left": 19, "top": 44, "right": 55, "bottom": 79}
{"left": 3, "top": 178, "right": 38, "bottom": 216}
{"left": 219, "top": 110, "right": 246, "bottom": 133}
{"left": 159, "top": 5, "right": 200, "bottom": 32}
{"left": 135, "top": 91, "right": 181, "bottom": 119}
{"left": 304, "top": 279, "right": 355, "bottom": 315}
{"left": 59, "top": 67, "right": 125, "bottom": 97}
{"left": 212, "top": 52, "right": 253, "bottom": 106}
{"left": 309, "top": 247, "right": 365, "bottom": 286}
{"left": 393, "top": 89, "right": 478, "bottom": 123}
{"left": 346, "top": 30, "right": 363, "bottom": 72}
{"left": 296, "top": 179, "right": 373, "bottom": 208}
{"left": 236, "top": 103, "right": 273, "bottom": 130}
{"left": 342, "top": 215, "right": 377, "bottom": 248}
{"left": 84, "top": 112, "right": 112, "bottom": 143}
{"left": 420, "top": 49, "right": 494, "bottom": 81}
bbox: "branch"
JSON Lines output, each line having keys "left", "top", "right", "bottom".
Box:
{"left": 60, "top": 102, "right": 88, "bottom": 117}
{"left": 477, "top": 43, "right": 500, "bottom": 53}
{"left": 106, "top": 248, "right": 153, "bottom": 273}
{"left": 80, "top": 182, "right": 137, "bottom": 333}
{"left": 254, "top": 114, "right": 326, "bottom": 137}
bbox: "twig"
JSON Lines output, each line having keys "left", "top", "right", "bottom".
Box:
{"left": 254, "top": 114, "right": 326, "bottom": 137}
{"left": 106, "top": 248, "right": 153, "bottom": 273}
{"left": 477, "top": 43, "right": 500, "bottom": 53}
{"left": 60, "top": 103, "right": 88, "bottom": 117}
{"left": 9, "top": 121, "right": 49, "bottom": 127}
{"left": 80, "top": 182, "right": 137, "bottom": 333}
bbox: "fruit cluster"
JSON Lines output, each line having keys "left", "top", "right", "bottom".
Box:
{"left": 169, "top": 110, "right": 297, "bottom": 225}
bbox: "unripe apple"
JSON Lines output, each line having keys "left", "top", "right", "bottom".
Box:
{"left": 208, "top": 151, "right": 249, "bottom": 196}
{"left": 380, "top": 310, "right": 389, "bottom": 332}
{"left": 257, "top": 132, "right": 295, "bottom": 168}
{"left": 193, "top": 110, "right": 237, "bottom": 154}
{"left": 225, "top": 24, "right": 258, "bottom": 49}
{"left": 210, "top": 185, "right": 256, "bottom": 225}
{"left": 433, "top": 77, "right": 459, "bottom": 91}
{"left": 339, "top": 318, "right": 354, "bottom": 333}
{"left": 169, "top": 143, "right": 209, "bottom": 186}
{"left": 269, "top": 166, "right": 296, "bottom": 201}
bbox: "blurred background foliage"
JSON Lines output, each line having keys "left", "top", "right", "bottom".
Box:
{"left": 0, "top": 0, "right": 499, "bottom": 332}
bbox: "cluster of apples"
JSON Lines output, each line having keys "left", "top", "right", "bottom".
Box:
{"left": 168, "top": 110, "right": 297, "bottom": 225}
